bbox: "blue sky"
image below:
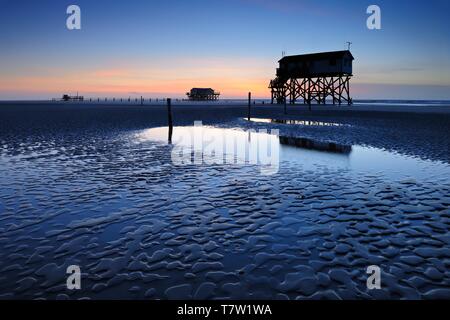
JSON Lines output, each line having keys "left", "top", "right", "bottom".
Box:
{"left": 0, "top": 0, "right": 449, "bottom": 99}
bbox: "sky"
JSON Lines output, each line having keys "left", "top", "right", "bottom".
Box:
{"left": 0, "top": 0, "right": 449, "bottom": 100}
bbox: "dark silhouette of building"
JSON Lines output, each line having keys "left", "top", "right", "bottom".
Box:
{"left": 186, "top": 88, "right": 220, "bottom": 101}
{"left": 62, "top": 93, "right": 84, "bottom": 101}
{"left": 269, "top": 50, "right": 354, "bottom": 105}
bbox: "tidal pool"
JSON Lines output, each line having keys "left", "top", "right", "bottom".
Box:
{"left": 137, "top": 125, "right": 450, "bottom": 182}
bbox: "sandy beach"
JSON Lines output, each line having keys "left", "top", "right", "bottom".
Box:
{"left": 0, "top": 101, "right": 449, "bottom": 299}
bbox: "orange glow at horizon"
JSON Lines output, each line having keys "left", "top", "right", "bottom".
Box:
{"left": 0, "top": 57, "right": 274, "bottom": 98}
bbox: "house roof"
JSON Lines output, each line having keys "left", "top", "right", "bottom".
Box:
{"left": 279, "top": 50, "right": 354, "bottom": 63}
{"left": 190, "top": 88, "right": 216, "bottom": 93}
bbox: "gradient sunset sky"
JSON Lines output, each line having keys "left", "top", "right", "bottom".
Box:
{"left": 0, "top": 0, "right": 449, "bottom": 100}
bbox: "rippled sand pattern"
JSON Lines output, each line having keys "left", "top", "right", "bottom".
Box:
{"left": 0, "top": 127, "right": 449, "bottom": 300}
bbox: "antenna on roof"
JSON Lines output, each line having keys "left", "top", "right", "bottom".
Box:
{"left": 346, "top": 42, "right": 352, "bottom": 51}
{"left": 282, "top": 51, "right": 286, "bottom": 58}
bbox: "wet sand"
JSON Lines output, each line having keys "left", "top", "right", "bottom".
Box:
{"left": 0, "top": 101, "right": 449, "bottom": 299}
{"left": 2, "top": 101, "right": 449, "bottom": 162}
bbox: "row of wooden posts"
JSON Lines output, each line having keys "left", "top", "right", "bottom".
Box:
{"left": 68, "top": 97, "right": 270, "bottom": 106}
{"left": 85, "top": 97, "right": 174, "bottom": 105}
{"left": 61, "top": 96, "right": 274, "bottom": 106}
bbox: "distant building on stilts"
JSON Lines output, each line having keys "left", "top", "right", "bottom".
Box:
{"left": 269, "top": 50, "right": 354, "bottom": 105}
{"left": 62, "top": 93, "right": 84, "bottom": 101}
{"left": 186, "top": 88, "right": 220, "bottom": 101}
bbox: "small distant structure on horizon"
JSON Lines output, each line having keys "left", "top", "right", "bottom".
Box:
{"left": 62, "top": 93, "right": 84, "bottom": 101}
{"left": 186, "top": 88, "right": 220, "bottom": 101}
{"left": 269, "top": 50, "right": 354, "bottom": 106}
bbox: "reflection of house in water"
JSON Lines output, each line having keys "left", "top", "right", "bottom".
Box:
{"left": 280, "top": 135, "right": 352, "bottom": 154}
{"left": 269, "top": 50, "right": 354, "bottom": 105}
{"left": 186, "top": 88, "right": 220, "bottom": 101}
{"left": 62, "top": 93, "right": 84, "bottom": 101}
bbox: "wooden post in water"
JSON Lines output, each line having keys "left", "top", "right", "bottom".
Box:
{"left": 247, "top": 92, "right": 251, "bottom": 121}
{"left": 141, "top": 96, "right": 143, "bottom": 106}
{"left": 167, "top": 98, "right": 173, "bottom": 143}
